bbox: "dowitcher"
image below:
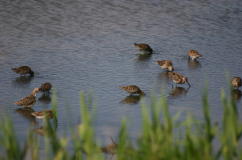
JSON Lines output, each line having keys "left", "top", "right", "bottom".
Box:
{"left": 168, "top": 72, "right": 191, "bottom": 87}
{"left": 101, "top": 138, "right": 117, "bottom": 155}
{"left": 15, "top": 88, "right": 40, "bottom": 107}
{"left": 188, "top": 50, "right": 202, "bottom": 61}
{"left": 119, "top": 85, "right": 145, "bottom": 95}
{"left": 157, "top": 60, "right": 174, "bottom": 71}
{"left": 231, "top": 77, "right": 242, "bottom": 89}
{"left": 39, "top": 82, "right": 52, "bottom": 93}
{"left": 31, "top": 110, "right": 54, "bottom": 119}
{"left": 12, "top": 66, "right": 34, "bottom": 76}
{"left": 134, "top": 43, "right": 153, "bottom": 54}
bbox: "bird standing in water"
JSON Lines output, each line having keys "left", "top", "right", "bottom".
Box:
{"left": 168, "top": 72, "right": 191, "bottom": 87}
{"left": 157, "top": 60, "right": 174, "bottom": 71}
{"left": 188, "top": 50, "right": 202, "bottom": 61}
{"left": 39, "top": 82, "right": 52, "bottom": 93}
{"left": 134, "top": 43, "right": 153, "bottom": 54}
{"left": 231, "top": 77, "right": 242, "bottom": 89}
{"left": 119, "top": 85, "right": 145, "bottom": 95}
{"left": 31, "top": 110, "right": 54, "bottom": 119}
{"left": 12, "top": 66, "right": 34, "bottom": 76}
{"left": 14, "top": 88, "right": 40, "bottom": 107}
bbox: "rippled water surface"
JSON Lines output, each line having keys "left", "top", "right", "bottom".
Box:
{"left": 0, "top": 0, "right": 242, "bottom": 144}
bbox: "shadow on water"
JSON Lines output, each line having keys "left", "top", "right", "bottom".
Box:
{"left": 16, "top": 107, "right": 37, "bottom": 124}
{"left": 231, "top": 89, "right": 242, "bottom": 101}
{"left": 38, "top": 93, "right": 51, "bottom": 104}
{"left": 12, "top": 76, "right": 34, "bottom": 87}
{"left": 187, "top": 59, "right": 201, "bottom": 70}
{"left": 169, "top": 86, "right": 189, "bottom": 98}
{"left": 120, "top": 95, "right": 142, "bottom": 104}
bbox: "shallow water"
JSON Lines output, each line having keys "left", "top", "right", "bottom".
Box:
{"left": 0, "top": 0, "right": 242, "bottom": 145}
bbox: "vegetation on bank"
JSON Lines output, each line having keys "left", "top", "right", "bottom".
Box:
{"left": 1, "top": 90, "right": 242, "bottom": 160}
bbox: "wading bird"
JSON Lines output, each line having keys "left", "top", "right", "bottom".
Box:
{"left": 157, "top": 60, "right": 174, "bottom": 71}
{"left": 12, "top": 66, "right": 34, "bottom": 76}
{"left": 119, "top": 85, "right": 145, "bottom": 95}
{"left": 15, "top": 88, "right": 40, "bottom": 107}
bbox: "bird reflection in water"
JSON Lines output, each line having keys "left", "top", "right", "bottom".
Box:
{"left": 187, "top": 59, "right": 201, "bottom": 70}
{"left": 169, "top": 87, "right": 189, "bottom": 98}
{"left": 13, "top": 76, "right": 34, "bottom": 87}
{"left": 38, "top": 94, "right": 51, "bottom": 104}
{"left": 231, "top": 89, "right": 242, "bottom": 101}
{"left": 16, "top": 107, "right": 37, "bottom": 124}
{"left": 33, "top": 126, "right": 46, "bottom": 136}
{"left": 120, "top": 95, "right": 142, "bottom": 104}
{"left": 136, "top": 53, "right": 152, "bottom": 61}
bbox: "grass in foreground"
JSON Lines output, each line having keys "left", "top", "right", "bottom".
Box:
{"left": 1, "top": 91, "right": 242, "bottom": 160}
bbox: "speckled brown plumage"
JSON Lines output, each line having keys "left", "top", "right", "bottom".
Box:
{"left": 31, "top": 110, "right": 54, "bottom": 119}
{"left": 12, "top": 66, "right": 34, "bottom": 76}
{"left": 119, "top": 85, "right": 145, "bottom": 95}
{"left": 231, "top": 77, "right": 242, "bottom": 89}
{"left": 188, "top": 50, "right": 202, "bottom": 60}
{"left": 101, "top": 138, "right": 117, "bottom": 154}
{"left": 15, "top": 88, "right": 40, "bottom": 107}
{"left": 157, "top": 60, "right": 174, "bottom": 71}
{"left": 39, "top": 82, "right": 52, "bottom": 92}
{"left": 168, "top": 72, "right": 191, "bottom": 87}
{"left": 134, "top": 43, "right": 153, "bottom": 54}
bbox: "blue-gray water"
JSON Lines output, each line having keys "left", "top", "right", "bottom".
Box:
{"left": 0, "top": 0, "right": 242, "bottom": 146}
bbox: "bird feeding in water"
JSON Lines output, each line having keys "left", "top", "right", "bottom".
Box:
{"left": 119, "top": 85, "right": 145, "bottom": 95}
{"left": 134, "top": 43, "right": 153, "bottom": 54}
{"left": 231, "top": 77, "right": 242, "bottom": 89}
{"left": 156, "top": 60, "right": 174, "bottom": 71}
{"left": 188, "top": 50, "right": 202, "bottom": 61}
{"left": 39, "top": 82, "right": 52, "bottom": 93}
{"left": 14, "top": 88, "right": 40, "bottom": 107}
{"left": 12, "top": 66, "right": 34, "bottom": 76}
{"left": 31, "top": 110, "right": 54, "bottom": 119}
{"left": 168, "top": 72, "right": 191, "bottom": 87}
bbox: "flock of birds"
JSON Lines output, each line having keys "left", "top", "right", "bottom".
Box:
{"left": 12, "top": 66, "right": 54, "bottom": 119}
{"left": 12, "top": 43, "right": 242, "bottom": 120}
{"left": 120, "top": 43, "right": 242, "bottom": 99}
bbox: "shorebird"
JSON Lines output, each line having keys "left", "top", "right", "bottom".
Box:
{"left": 39, "top": 82, "right": 52, "bottom": 93}
{"left": 231, "top": 77, "right": 242, "bottom": 89}
{"left": 134, "top": 43, "right": 153, "bottom": 54}
{"left": 31, "top": 110, "right": 54, "bottom": 119}
{"left": 101, "top": 137, "right": 117, "bottom": 155}
{"left": 168, "top": 72, "right": 191, "bottom": 87}
{"left": 119, "top": 85, "right": 145, "bottom": 95}
{"left": 12, "top": 66, "right": 34, "bottom": 76}
{"left": 157, "top": 60, "right": 174, "bottom": 71}
{"left": 14, "top": 88, "right": 40, "bottom": 107}
{"left": 188, "top": 50, "right": 202, "bottom": 61}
